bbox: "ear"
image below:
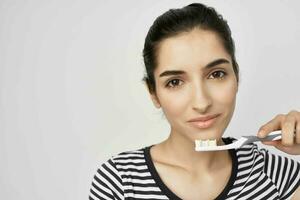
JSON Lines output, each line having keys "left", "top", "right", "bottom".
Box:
{"left": 144, "top": 83, "right": 161, "bottom": 109}
{"left": 150, "top": 93, "right": 161, "bottom": 109}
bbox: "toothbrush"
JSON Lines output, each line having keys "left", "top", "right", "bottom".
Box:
{"left": 195, "top": 130, "right": 283, "bottom": 151}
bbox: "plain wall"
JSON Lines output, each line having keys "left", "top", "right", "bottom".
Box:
{"left": 0, "top": 0, "right": 299, "bottom": 199}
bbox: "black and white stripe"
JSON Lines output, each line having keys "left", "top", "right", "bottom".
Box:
{"left": 89, "top": 138, "right": 300, "bottom": 200}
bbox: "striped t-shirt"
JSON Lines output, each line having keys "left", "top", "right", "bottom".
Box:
{"left": 89, "top": 137, "right": 300, "bottom": 200}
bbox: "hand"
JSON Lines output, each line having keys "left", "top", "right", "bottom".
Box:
{"left": 257, "top": 110, "right": 300, "bottom": 155}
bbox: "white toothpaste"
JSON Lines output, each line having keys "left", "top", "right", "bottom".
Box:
{"left": 195, "top": 139, "right": 217, "bottom": 147}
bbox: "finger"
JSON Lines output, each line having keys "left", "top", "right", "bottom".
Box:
{"left": 257, "top": 114, "right": 282, "bottom": 138}
{"left": 281, "top": 114, "right": 296, "bottom": 146}
{"left": 262, "top": 140, "right": 281, "bottom": 146}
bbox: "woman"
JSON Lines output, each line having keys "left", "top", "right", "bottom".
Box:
{"left": 89, "top": 3, "right": 300, "bottom": 200}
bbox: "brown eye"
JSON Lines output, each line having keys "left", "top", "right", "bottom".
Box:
{"left": 209, "top": 70, "right": 227, "bottom": 79}
{"left": 165, "top": 79, "right": 183, "bottom": 88}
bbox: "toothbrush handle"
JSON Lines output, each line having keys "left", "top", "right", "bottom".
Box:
{"left": 243, "top": 130, "right": 282, "bottom": 143}
{"left": 260, "top": 132, "right": 282, "bottom": 141}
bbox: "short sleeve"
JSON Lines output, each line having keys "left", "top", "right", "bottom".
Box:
{"left": 261, "top": 149, "right": 300, "bottom": 199}
{"left": 89, "top": 158, "right": 124, "bottom": 200}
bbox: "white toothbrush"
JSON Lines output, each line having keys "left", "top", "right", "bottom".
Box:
{"left": 195, "top": 130, "right": 283, "bottom": 151}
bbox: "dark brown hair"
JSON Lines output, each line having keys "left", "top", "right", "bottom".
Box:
{"left": 142, "top": 3, "right": 239, "bottom": 95}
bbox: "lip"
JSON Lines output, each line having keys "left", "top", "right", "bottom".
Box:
{"left": 187, "top": 114, "right": 221, "bottom": 122}
{"left": 187, "top": 114, "right": 220, "bottom": 129}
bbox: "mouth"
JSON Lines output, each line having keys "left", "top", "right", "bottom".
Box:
{"left": 187, "top": 114, "right": 220, "bottom": 129}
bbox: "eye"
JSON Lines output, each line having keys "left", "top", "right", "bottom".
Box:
{"left": 209, "top": 70, "right": 227, "bottom": 79}
{"left": 165, "top": 79, "right": 183, "bottom": 89}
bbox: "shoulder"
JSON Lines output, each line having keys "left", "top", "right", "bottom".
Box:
{"left": 96, "top": 146, "right": 149, "bottom": 178}
{"left": 112, "top": 147, "right": 145, "bottom": 160}
{"left": 89, "top": 146, "right": 149, "bottom": 199}
{"left": 234, "top": 137, "right": 300, "bottom": 173}
{"left": 259, "top": 147, "right": 300, "bottom": 199}
{"left": 109, "top": 147, "right": 146, "bottom": 168}
{"left": 232, "top": 138, "right": 300, "bottom": 199}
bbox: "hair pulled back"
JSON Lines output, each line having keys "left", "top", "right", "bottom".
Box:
{"left": 142, "top": 3, "right": 239, "bottom": 95}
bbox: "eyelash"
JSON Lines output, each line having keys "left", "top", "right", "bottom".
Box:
{"left": 165, "top": 70, "right": 227, "bottom": 89}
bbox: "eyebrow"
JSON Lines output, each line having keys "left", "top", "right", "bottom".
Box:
{"left": 159, "top": 58, "right": 230, "bottom": 78}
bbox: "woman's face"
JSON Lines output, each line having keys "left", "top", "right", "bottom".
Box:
{"left": 150, "top": 28, "right": 238, "bottom": 143}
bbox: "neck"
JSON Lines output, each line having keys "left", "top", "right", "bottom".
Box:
{"left": 159, "top": 131, "right": 230, "bottom": 173}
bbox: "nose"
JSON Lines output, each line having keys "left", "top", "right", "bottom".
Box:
{"left": 191, "top": 82, "right": 212, "bottom": 113}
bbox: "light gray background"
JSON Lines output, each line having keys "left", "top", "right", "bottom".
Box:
{"left": 0, "top": 0, "right": 299, "bottom": 199}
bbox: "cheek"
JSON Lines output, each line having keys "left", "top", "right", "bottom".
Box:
{"left": 210, "top": 80, "right": 237, "bottom": 106}
{"left": 157, "top": 89, "right": 188, "bottom": 120}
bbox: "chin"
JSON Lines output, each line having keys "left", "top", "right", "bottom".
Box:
{"left": 188, "top": 129, "right": 224, "bottom": 140}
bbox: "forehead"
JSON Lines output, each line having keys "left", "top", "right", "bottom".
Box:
{"left": 155, "top": 29, "right": 231, "bottom": 74}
